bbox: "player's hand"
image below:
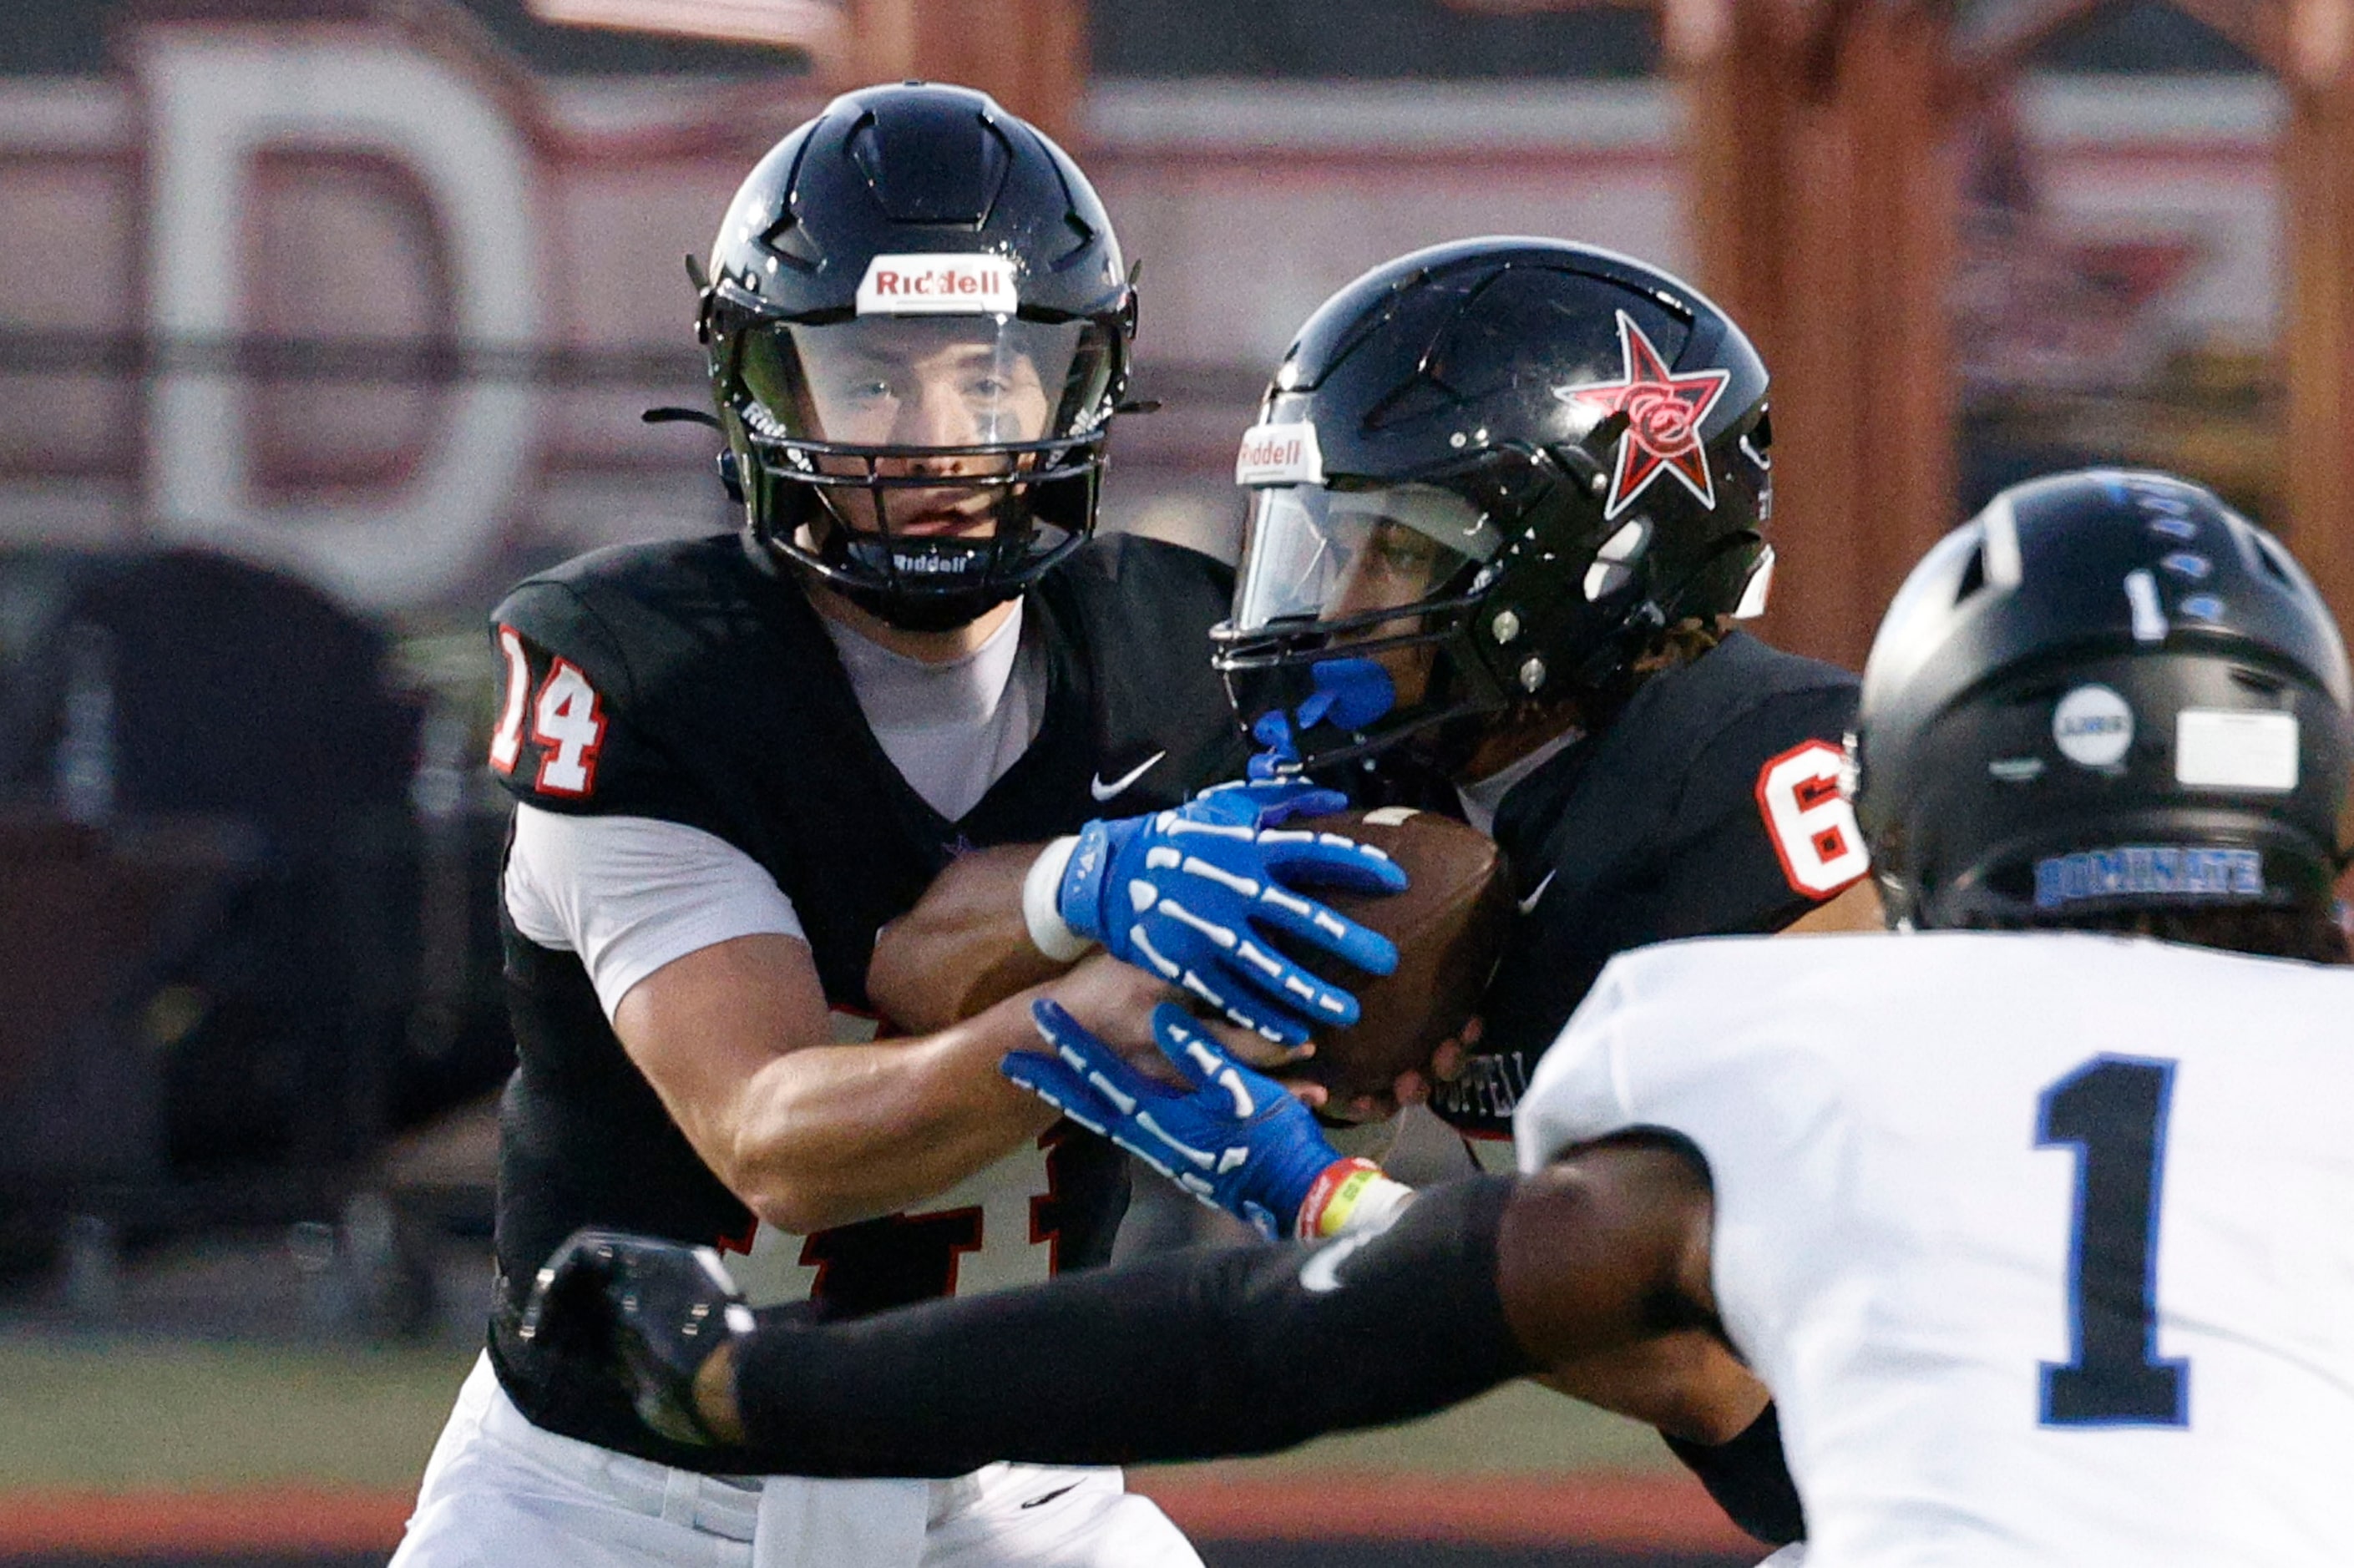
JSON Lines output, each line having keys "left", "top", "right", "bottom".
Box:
{"left": 1005, "top": 999, "right": 1349, "bottom": 1238}
{"left": 1382, "top": 1015, "right": 1485, "bottom": 1115}
{"left": 1427, "top": 1016, "right": 1484, "bottom": 1084}
{"left": 1038, "top": 950, "right": 1305, "bottom": 1080}
{"left": 519, "top": 1229, "right": 754, "bottom": 1449}
{"left": 1052, "top": 804, "right": 1407, "bottom": 1046}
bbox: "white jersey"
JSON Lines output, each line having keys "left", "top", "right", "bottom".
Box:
{"left": 1516, "top": 931, "right": 2354, "bottom": 1568}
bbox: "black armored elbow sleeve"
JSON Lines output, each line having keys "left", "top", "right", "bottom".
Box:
{"left": 731, "top": 1173, "right": 1535, "bottom": 1475}
{"left": 1207, "top": 1172, "right": 1533, "bottom": 1453}
{"left": 1662, "top": 1401, "right": 1805, "bottom": 1546}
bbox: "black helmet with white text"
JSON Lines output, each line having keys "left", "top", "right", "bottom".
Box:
{"left": 1853, "top": 469, "right": 2353, "bottom": 933}
{"left": 698, "top": 83, "right": 1135, "bottom": 631}
{"left": 1208, "top": 238, "right": 1774, "bottom": 776}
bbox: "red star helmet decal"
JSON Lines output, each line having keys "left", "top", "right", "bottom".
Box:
{"left": 1552, "top": 311, "right": 1732, "bottom": 520}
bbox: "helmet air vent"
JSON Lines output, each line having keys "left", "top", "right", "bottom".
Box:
{"left": 1582, "top": 518, "right": 1650, "bottom": 601}
{"left": 1978, "top": 495, "right": 2024, "bottom": 590}
{"left": 758, "top": 209, "right": 823, "bottom": 271}
{"left": 1956, "top": 545, "right": 1987, "bottom": 605}
{"left": 849, "top": 97, "right": 1003, "bottom": 225}
{"left": 2252, "top": 531, "right": 2302, "bottom": 589}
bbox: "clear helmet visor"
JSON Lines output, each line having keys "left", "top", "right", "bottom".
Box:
{"left": 1232, "top": 483, "right": 1500, "bottom": 635}
{"left": 729, "top": 313, "right": 1118, "bottom": 560}
{"left": 736, "top": 315, "right": 1114, "bottom": 458}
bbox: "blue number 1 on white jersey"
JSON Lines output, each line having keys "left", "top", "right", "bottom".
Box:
{"left": 2036, "top": 1055, "right": 2189, "bottom": 1428}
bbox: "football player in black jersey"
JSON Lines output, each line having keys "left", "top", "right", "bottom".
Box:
{"left": 509, "top": 240, "right": 1880, "bottom": 1550}
{"left": 1214, "top": 238, "right": 1875, "bottom": 1135}
{"left": 388, "top": 83, "right": 1405, "bottom": 1568}
{"left": 1011, "top": 240, "right": 1864, "bottom": 1538}
{"left": 867, "top": 240, "right": 1875, "bottom": 1134}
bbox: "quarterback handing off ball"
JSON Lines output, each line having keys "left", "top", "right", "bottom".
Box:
{"left": 870, "top": 807, "right": 1511, "bottom": 1101}
{"left": 1278, "top": 807, "right": 1512, "bottom": 1102}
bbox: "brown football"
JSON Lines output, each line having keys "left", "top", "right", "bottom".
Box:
{"left": 863, "top": 808, "right": 1511, "bottom": 1105}
{"left": 1280, "top": 807, "right": 1513, "bottom": 1103}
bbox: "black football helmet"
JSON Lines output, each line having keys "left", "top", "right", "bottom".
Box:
{"left": 1208, "top": 238, "right": 1774, "bottom": 775}
{"left": 1853, "top": 468, "right": 2353, "bottom": 931}
{"left": 698, "top": 83, "right": 1135, "bottom": 631}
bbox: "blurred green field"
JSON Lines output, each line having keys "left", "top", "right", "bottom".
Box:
{"left": 0, "top": 1333, "right": 1672, "bottom": 1491}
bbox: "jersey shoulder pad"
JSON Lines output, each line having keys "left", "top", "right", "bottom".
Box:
{"left": 1572, "top": 630, "right": 1864, "bottom": 908}
{"left": 1055, "top": 532, "right": 1237, "bottom": 616}
{"left": 1037, "top": 533, "right": 1250, "bottom": 797}
{"left": 1514, "top": 937, "right": 1799, "bottom": 1167}
{"left": 492, "top": 535, "right": 762, "bottom": 701}
{"left": 1705, "top": 631, "right": 1856, "bottom": 703}
{"left": 1660, "top": 633, "right": 1858, "bottom": 737}
{"left": 1668, "top": 641, "right": 1865, "bottom": 905}
{"left": 486, "top": 536, "right": 753, "bottom": 817}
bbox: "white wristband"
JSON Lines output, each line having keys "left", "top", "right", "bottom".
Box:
{"left": 1022, "top": 836, "right": 1094, "bottom": 963}
{"left": 1337, "top": 1176, "right": 1416, "bottom": 1237}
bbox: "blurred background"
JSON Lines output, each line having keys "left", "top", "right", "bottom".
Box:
{"left": 0, "top": 1, "right": 2339, "bottom": 1564}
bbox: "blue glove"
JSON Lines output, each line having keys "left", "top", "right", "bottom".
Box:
{"left": 1007, "top": 999, "right": 1344, "bottom": 1239}
{"left": 1056, "top": 803, "right": 1407, "bottom": 1044}
{"left": 1183, "top": 777, "right": 1349, "bottom": 828}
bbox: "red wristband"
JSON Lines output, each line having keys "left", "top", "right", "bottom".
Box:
{"left": 1296, "top": 1157, "right": 1388, "bottom": 1239}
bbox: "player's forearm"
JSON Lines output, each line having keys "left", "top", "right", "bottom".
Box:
{"left": 715, "top": 1174, "right": 1535, "bottom": 1475}
{"left": 866, "top": 842, "right": 1075, "bottom": 1034}
{"left": 725, "top": 998, "right": 1058, "bottom": 1232}
{"left": 1534, "top": 1333, "right": 1769, "bottom": 1444}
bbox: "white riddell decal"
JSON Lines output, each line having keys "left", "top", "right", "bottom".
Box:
{"left": 1234, "top": 422, "right": 1324, "bottom": 487}
{"left": 854, "top": 253, "right": 1018, "bottom": 316}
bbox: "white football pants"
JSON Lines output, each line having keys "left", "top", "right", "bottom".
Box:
{"left": 389, "top": 1354, "right": 1203, "bottom": 1568}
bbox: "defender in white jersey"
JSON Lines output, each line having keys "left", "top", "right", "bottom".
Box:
{"left": 514, "top": 468, "right": 2354, "bottom": 1567}
{"left": 1513, "top": 932, "right": 2354, "bottom": 1565}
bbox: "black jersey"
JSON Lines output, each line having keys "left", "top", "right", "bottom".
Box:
{"left": 481, "top": 530, "right": 1246, "bottom": 1463}
{"left": 1429, "top": 633, "right": 1861, "bottom": 1137}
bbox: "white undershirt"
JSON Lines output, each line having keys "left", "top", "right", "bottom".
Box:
{"left": 1453, "top": 728, "right": 1580, "bottom": 837}
{"left": 504, "top": 602, "right": 1048, "bottom": 1019}
{"left": 822, "top": 600, "right": 1042, "bottom": 824}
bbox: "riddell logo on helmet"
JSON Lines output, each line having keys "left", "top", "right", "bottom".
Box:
{"left": 1234, "top": 423, "right": 1324, "bottom": 486}
{"left": 856, "top": 254, "right": 1018, "bottom": 316}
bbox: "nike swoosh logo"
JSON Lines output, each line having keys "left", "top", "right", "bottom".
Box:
{"left": 1020, "top": 1483, "right": 1081, "bottom": 1510}
{"left": 1517, "top": 870, "right": 1557, "bottom": 915}
{"left": 1090, "top": 751, "right": 1167, "bottom": 802}
{"left": 1298, "top": 1230, "right": 1375, "bottom": 1294}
